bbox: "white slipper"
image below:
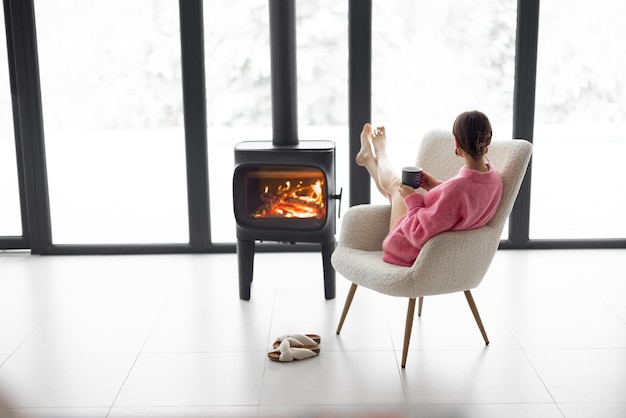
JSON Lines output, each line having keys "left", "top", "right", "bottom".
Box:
{"left": 272, "top": 333, "right": 321, "bottom": 349}
{"left": 268, "top": 338, "right": 320, "bottom": 362}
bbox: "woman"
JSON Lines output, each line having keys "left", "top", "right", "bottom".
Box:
{"left": 356, "top": 110, "right": 503, "bottom": 266}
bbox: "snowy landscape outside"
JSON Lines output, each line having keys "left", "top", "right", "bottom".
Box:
{"left": 1, "top": 0, "right": 624, "bottom": 244}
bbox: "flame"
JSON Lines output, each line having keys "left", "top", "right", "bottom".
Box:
{"left": 253, "top": 178, "right": 326, "bottom": 219}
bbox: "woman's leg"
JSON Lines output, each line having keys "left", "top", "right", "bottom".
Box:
{"left": 388, "top": 190, "right": 408, "bottom": 231}
{"left": 356, "top": 124, "right": 408, "bottom": 231}
{"left": 370, "top": 127, "right": 408, "bottom": 230}
{"left": 370, "top": 127, "right": 401, "bottom": 196}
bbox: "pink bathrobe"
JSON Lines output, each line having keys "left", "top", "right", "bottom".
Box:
{"left": 382, "top": 165, "right": 503, "bottom": 267}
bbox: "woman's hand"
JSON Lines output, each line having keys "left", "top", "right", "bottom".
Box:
{"left": 419, "top": 171, "right": 442, "bottom": 191}
{"left": 400, "top": 184, "right": 425, "bottom": 198}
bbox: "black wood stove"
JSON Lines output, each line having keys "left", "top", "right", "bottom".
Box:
{"left": 233, "top": 0, "right": 340, "bottom": 300}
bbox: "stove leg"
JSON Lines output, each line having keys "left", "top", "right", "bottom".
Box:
{"left": 321, "top": 240, "right": 336, "bottom": 300}
{"left": 237, "top": 239, "right": 255, "bottom": 300}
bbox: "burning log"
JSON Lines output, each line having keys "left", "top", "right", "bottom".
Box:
{"left": 252, "top": 179, "right": 325, "bottom": 219}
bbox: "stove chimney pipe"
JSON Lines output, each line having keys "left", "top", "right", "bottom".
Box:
{"left": 269, "top": 0, "right": 298, "bottom": 146}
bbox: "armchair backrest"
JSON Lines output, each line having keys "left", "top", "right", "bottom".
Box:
{"left": 416, "top": 129, "right": 464, "bottom": 181}
{"left": 483, "top": 138, "right": 533, "bottom": 231}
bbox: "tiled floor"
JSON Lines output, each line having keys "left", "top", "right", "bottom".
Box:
{"left": 0, "top": 249, "right": 624, "bottom": 418}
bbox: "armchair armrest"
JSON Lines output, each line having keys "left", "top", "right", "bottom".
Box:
{"left": 337, "top": 204, "right": 391, "bottom": 251}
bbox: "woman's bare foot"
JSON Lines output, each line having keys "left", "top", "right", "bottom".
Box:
{"left": 356, "top": 123, "right": 375, "bottom": 166}
{"left": 371, "top": 126, "right": 387, "bottom": 158}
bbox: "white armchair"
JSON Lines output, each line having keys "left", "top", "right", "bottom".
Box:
{"left": 331, "top": 129, "right": 532, "bottom": 368}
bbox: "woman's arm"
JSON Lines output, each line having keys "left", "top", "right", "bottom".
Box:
{"left": 397, "top": 182, "right": 462, "bottom": 250}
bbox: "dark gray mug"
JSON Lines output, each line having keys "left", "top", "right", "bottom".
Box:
{"left": 401, "top": 166, "right": 423, "bottom": 188}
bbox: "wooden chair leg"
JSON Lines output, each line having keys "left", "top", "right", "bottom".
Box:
{"left": 464, "top": 290, "right": 489, "bottom": 345}
{"left": 336, "top": 283, "right": 358, "bottom": 334}
{"left": 401, "top": 298, "right": 417, "bottom": 368}
{"left": 417, "top": 296, "right": 424, "bottom": 316}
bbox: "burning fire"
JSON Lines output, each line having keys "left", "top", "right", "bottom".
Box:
{"left": 253, "top": 178, "right": 325, "bottom": 219}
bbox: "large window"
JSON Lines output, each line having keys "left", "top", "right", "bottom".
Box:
{"left": 531, "top": 0, "right": 626, "bottom": 239}
{"left": 3, "top": 0, "right": 623, "bottom": 252}
{"left": 34, "top": 1, "right": 189, "bottom": 244}
{"left": 205, "top": 0, "right": 348, "bottom": 243}
{"left": 0, "top": 13, "right": 22, "bottom": 237}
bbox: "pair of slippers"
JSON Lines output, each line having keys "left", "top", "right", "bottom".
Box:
{"left": 267, "top": 333, "right": 321, "bottom": 362}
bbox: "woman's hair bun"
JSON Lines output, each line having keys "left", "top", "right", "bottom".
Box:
{"left": 476, "top": 131, "right": 492, "bottom": 154}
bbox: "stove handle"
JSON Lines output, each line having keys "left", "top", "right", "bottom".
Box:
{"left": 331, "top": 187, "right": 343, "bottom": 218}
